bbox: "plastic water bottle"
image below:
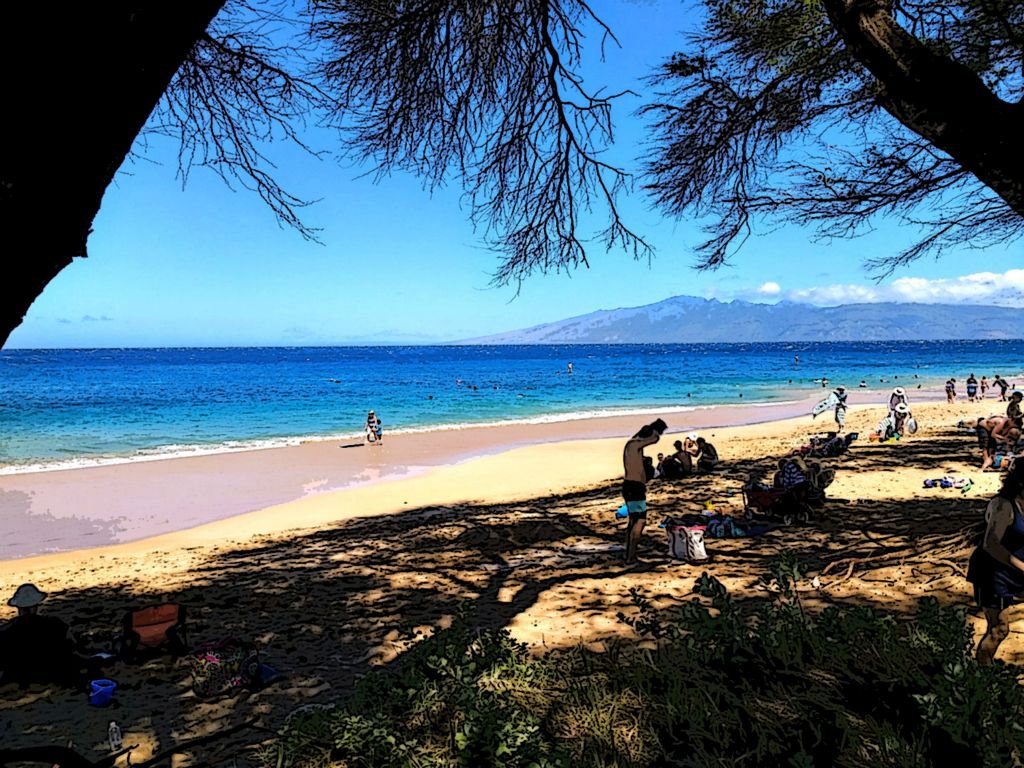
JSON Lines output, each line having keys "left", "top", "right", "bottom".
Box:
{"left": 108, "top": 721, "right": 122, "bottom": 751}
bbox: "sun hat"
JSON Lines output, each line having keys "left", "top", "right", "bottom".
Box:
{"left": 687, "top": 432, "right": 698, "bottom": 440}
{"left": 895, "top": 403, "right": 910, "bottom": 414}
{"left": 836, "top": 385, "right": 845, "bottom": 391}
{"left": 894, "top": 387, "right": 905, "bottom": 396}
{"left": 8, "top": 583, "right": 47, "bottom": 609}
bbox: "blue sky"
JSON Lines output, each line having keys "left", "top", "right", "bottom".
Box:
{"left": 8, "top": 0, "right": 1022, "bottom": 349}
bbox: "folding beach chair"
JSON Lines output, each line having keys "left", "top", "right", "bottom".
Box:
{"left": 118, "top": 603, "right": 188, "bottom": 661}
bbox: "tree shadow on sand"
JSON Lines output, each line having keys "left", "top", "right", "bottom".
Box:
{"left": 0, "top": 423, "right": 994, "bottom": 765}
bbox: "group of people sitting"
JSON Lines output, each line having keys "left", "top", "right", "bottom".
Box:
{"left": 650, "top": 433, "right": 720, "bottom": 480}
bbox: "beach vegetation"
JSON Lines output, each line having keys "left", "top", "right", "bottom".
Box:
{"left": 5, "top": 1, "right": 1022, "bottom": 347}
{"left": 642, "top": 0, "right": 1024, "bottom": 274}
{"left": 260, "top": 553, "right": 1024, "bottom": 768}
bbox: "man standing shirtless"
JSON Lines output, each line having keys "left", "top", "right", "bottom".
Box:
{"left": 622, "top": 419, "right": 666, "bottom": 564}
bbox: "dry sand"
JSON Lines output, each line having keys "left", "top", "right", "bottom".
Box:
{"left": 0, "top": 396, "right": 1017, "bottom": 765}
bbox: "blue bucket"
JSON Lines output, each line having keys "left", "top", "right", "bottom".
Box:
{"left": 89, "top": 678, "right": 117, "bottom": 707}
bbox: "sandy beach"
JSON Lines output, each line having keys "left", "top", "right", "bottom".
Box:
{"left": 0, "top": 394, "right": 1016, "bottom": 765}
{"left": 0, "top": 388, "right": 925, "bottom": 561}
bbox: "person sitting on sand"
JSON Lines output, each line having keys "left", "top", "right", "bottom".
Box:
{"left": 977, "top": 416, "right": 1014, "bottom": 471}
{"left": 695, "top": 437, "right": 720, "bottom": 472}
{"left": 968, "top": 459, "right": 1024, "bottom": 664}
{"left": 670, "top": 440, "right": 694, "bottom": 475}
{"left": 654, "top": 453, "right": 666, "bottom": 479}
{"left": 643, "top": 455, "right": 656, "bottom": 482}
{"left": 0, "top": 584, "right": 93, "bottom": 689}
{"left": 621, "top": 419, "right": 666, "bottom": 564}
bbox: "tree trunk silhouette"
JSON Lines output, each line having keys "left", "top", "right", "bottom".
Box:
{"left": 823, "top": 0, "right": 1024, "bottom": 218}
{"left": 0, "top": 2, "right": 226, "bottom": 348}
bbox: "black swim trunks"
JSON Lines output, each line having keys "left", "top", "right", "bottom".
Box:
{"left": 621, "top": 480, "right": 647, "bottom": 519}
{"left": 622, "top": 479, "right": 646, "bottom": 502}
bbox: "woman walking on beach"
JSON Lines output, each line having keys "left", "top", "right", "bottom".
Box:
{"left": 968, "top": 459, "right": 1024, "bottom": 664}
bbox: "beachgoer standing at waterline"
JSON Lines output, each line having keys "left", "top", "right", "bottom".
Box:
{"left": 622, "top": 419, "right": 666, "bottom": 564}
{"left": 365, "top": 410, "right": 382, "bottom": 445}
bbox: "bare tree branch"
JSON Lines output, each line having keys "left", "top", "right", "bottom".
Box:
{"left": 312, "top": 0, "right": 651, "bottom": 286}
{"left": 154, "top": 0, "right": 327, "bottom": 241}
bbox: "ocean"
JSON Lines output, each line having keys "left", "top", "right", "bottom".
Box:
{"left": 2, "top": 341, "right": 1023, "bottom": 473}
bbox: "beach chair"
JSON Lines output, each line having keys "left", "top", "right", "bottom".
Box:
{"left": 118, "top": 603, "right": 187, "bottom": 661}
{"left": 742, "top": 483, "right": 810, "bottom": 526}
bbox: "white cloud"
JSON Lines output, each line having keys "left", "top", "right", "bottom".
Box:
{"left": 757, "top": 281, "right": 781, "bottom": 295}
{"left": 782, "top": 269, "right": 1024, "bottom": 308}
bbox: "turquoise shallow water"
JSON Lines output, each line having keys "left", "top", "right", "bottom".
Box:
{"left": 1, "top": 341, "right": 1023, "bottom": 471}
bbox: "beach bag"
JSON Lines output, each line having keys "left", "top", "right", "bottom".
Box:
{"left": 705, "top": 515, "right": 739, "bottom": 538}
{"left": 188, "top": 639, "right": 260, "bottom": 698}
{"left": 666, "top": 525, "right": 709, "bottom": 562}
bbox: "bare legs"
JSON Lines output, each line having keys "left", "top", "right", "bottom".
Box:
{"left": 625, "top": 515, "right": 646, "bottom": 564}
{"left": 978, "top": 606, "right": 1011, "bottom": 665}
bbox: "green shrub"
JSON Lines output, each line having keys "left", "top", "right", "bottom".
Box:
{"left": 261, "top": 553, "right": 1024, "bottom": 768}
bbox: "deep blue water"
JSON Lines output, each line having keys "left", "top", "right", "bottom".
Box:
{"left": 2, "top": 342, "right": 1023, "bottom": 470}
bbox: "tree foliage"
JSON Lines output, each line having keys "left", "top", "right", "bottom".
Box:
{"left": 643, "top": 0, "right": 1024, "bottom": 272}
{"left": 311, "top": 0, "right": 650, "bottom": 287}
{"left": 3, "top": 0, "right": 1023, "bottom": 348}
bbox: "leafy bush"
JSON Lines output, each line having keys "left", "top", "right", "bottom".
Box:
{"left": 261, "top": 553, "right": 1024, "bottom": 768}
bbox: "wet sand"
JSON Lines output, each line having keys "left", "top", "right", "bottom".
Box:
{"left": 0, "top": 391, "right": 906, "bottom": 560}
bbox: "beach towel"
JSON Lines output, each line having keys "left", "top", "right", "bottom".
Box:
{"left": 188, "top": 639, "right": 261, "bottom": 698}
{"left": 811, "top": 392, "right": 838, "bottom": 418}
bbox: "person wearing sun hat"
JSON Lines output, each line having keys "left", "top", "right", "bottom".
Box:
{"left": 0, "top": 583, "right": 85, "bottom": 688}
{"left": 7, "top": 582, "right": 48, "bottom": 612}
{"left": 888, "top": 386, "right": 909, "bottom": 417}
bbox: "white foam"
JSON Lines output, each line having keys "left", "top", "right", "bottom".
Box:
{"left": 0, "top": 398, "right": 806, "bottom": 476}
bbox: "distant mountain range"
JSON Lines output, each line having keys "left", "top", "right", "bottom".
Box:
{"left": 463, "top": 296, "right": 1022, "bottom": 343}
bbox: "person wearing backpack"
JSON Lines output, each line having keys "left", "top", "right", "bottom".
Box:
{"left": 621, "top": 419, "right": 666, "bottom": 564}
{"left": 968, "top": 459, "right": 1024, "bottom": 664}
